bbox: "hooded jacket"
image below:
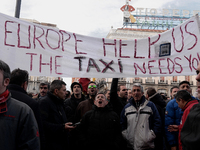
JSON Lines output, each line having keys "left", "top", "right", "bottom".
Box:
{"left": 121, "top": 95, "right": 161, "bottom": 150}
{"left": 0, "top": 93, "right": 40, "bottom": 150}
{"left": 77, "top": 104, "right": 122, "bottom": 150}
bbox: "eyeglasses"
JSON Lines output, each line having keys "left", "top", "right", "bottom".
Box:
{"left": 88, "top": 85, "right": 97, "bottom": 89}
{"left": 40, "top": 87, "right": 48, "bottom": 89}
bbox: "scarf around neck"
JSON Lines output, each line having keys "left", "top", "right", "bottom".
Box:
{"left": 0, "top": 89, "right": 9, "bottom": 113}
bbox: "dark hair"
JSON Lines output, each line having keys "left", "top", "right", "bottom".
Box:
{"left": 40, "top": 82, "right": 50, "bottom": 89}
{"left": 10, "top": 68, "right": 28, "bottom": 86}
{"left": 71, "top": 82, "right": 83, "bottom": 92}
{"left": 50, "top": 80, "right": 66, "bottom": 93}
{"left": 179, "top": 81, "right": 190, "bottom": 87}
{"left": 175, "top": 90, "right": 192, "bottom": 102}
{"left": 88, "top": 81, "right": 96, "bottom": 87}
{"left": 0, "top": 60, "right": 11, "bottom": 80}
{"left": 170, "top": 86, "right": 179, "bottom": 93}
{"left": 117, "top": 84, "right": 126, "bottom": 92}
{"left": 146, "top": 87, "right": 156, "bottom": 97}
{"left": 104, "top": 89, "right": 110, "bottom": 95}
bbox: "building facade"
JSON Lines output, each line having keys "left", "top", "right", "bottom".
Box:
{"left": 105, "top": 27, "right": 197, "bottom": 97}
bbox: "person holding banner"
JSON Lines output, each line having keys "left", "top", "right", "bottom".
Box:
{"left": 0, "top": 60, "right": 40, "bottom": 150}
{"left": 110, "top": 78, "right": 128, "bottom": 116}
{"left": 76, "top": 92, "right": 122, "bottom": 150}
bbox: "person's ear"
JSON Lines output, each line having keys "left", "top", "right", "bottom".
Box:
{"left": 54, "top": 89, "right": 58, "bottom": 95}
{"left": 3, "top": 78, "right": 10, "bottom": 87}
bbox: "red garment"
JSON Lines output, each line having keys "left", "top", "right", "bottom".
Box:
{"left": 79, "top": 78, "right": 90, "bottom": 95}
{"left": 0, "top": 90, "right": 10, "bottom": 113}
{"left": 178, "top": 100, "right": 199, "bottom": 150}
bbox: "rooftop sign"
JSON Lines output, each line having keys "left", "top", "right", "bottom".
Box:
{"left": 121, "top": 0, "right": 200, "bottom": 30}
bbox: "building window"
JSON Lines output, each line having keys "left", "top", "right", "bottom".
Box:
{"left": 173, "top": 76, "right": 177, "bottom": 82}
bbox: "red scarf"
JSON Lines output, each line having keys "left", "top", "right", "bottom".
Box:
{"left": 0, "top": 89, "right": 9, "bottom": 113}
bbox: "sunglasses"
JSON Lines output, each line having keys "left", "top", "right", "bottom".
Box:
{"left": 88, "top": 85, "right": 97, "bottom": 89}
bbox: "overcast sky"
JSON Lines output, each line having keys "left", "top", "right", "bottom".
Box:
{"left": 1, "top": 0, "right": 200, "bottom": 38}
{"left": 1, "top": 0, "right": 200, "bottom": 89}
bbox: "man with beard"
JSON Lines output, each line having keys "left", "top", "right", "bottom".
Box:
{"left": 110, "top": 78, "right": 128, "bottom": 116}
{"left": 34, "top": 82, "right": 50, "bottom": 100}
{"left": 75, "top": 81, "right": 98, "bottom": 121}
{"left": 64, "top": 82, "right": 85, "bottom": 123}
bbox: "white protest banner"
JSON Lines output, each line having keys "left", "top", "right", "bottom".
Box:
{"left": 0, "top": 13, "right": 200, "bottom": 77}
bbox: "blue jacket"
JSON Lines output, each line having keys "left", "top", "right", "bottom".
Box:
{"left": 165, "top": 96, "right": 196, "bottom": 147}
{"left": 121, "top": 96, "right": 161, "bottom": 149}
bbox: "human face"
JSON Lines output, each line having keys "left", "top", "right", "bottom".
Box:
{"left": 171, "top": 88, "right": 179, "bottom": 99}
{"left": 55, "top": 84, "right": 67, "bottom": 100}
{"left": 39, "top": 85, "right": 48, "bottom": 97}
{"left": 94, "top": 94, "right": 108, "bottom": 108}
{"left": 132, "top": 86, "right": 143, "bottom": 102}
{"left": 0, "top": 70, "right": 9, "bottom": 94}
{"left": 119, "top": 85, "right": 128, "bottom": 99}
{"left": 87, "top": 83, "right": 97, "bottom": 97}
{"left": 196, "top": 62, "right": 200, "bottom": 94}
{"left": 105, "top": 90, "right": 110, "bottom": 100}
{"left": 179, "top": 83, "right": 190, "bottom": 93}
{"left": 176, "top": 99, "right": 186, "bottom": 109}
{"left": 127, "top": 89, "right": 132, "bottom": 100}
{"left": 73, "top": 85, "right": 82, "bottom": 95}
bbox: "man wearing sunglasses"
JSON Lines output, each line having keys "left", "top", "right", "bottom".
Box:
{"left": 75, "top": 81, "right": 98, "bottom": 122}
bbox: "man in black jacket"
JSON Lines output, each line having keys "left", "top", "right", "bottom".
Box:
{"left": 40, "top": 80, "right": 75, "bottom": 150}
{"left": 7, "top": 68, "right": 45, "bottom": 149}
{"left": 0, "top": 60, "right": 40, "bottom": 149}
{"left": 110, "top": 78, "right": 128, "bottom": 116}
{"left": 145, "top": 87, "right": 166, "bottom": 150}
{"left": 180, "top": 62, "right": 200, "bottom": 150}
{"left": 77, "top": 92, "right": 122, "bottom": 150}
{"left": 64, "top": 82, "right": 86, "bottom": 123}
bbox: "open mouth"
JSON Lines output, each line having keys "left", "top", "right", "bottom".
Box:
{"left": 98, "top": 101, "right": 102, "bottom": 104}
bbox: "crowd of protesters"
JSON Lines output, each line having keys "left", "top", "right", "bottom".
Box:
{"left": 1, "top": 59, "right": 200, "bottom": 150}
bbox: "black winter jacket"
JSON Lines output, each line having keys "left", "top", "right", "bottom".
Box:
{"left": 110, "top": 78, "right": 127, "bottom": 116}
{"left": 64, "top": 93, "right": 86, "bottom": 122}
{"left": 8, "top": 84, "right": 45, "bottom": 149}
{"left": 77, "top": 105, "right": 122, "bottom": 150}
{"left": 40, "top": 92, "right": 69, "bottom": 150}
{"left": 0, "top": 93, "right": 40, "bottom": 149}
{"left": 148, "top": 93, "right": 166, "bottom": 150}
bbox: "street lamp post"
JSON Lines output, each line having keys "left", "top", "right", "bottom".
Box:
{"left": 15, "top": 0, "right": 21, "bottom": 18}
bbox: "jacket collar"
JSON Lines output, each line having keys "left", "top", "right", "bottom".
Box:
{"left": 47, "top": 92, "right": 64, "bottom": 104}
{"left": 7, "top": 84, "right": 27, "bottom": 94}
{"left": 182, "top": 99, "right": 198, "bottom": 111}
{"left": 130, "top": 95, "right": 146, "bottom": 108}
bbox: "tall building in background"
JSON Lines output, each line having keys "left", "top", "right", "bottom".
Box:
{"left": 104, "top": 0, "right": 198, "bottom": 97}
